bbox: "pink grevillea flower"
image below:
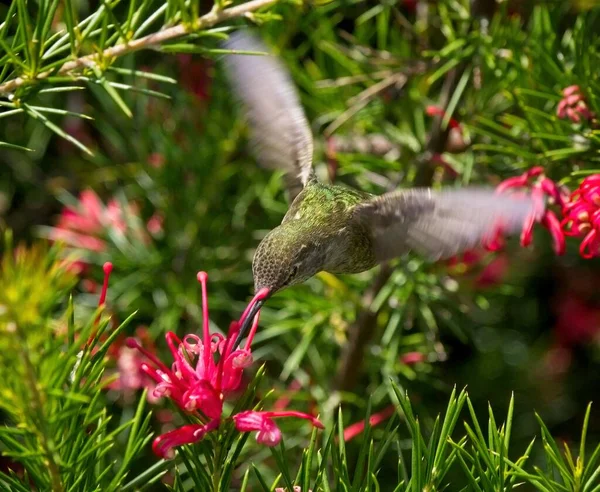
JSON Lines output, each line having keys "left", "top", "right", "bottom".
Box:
{"left": 562, "top": 175, "right": 600, "bottom": 258}
{"left": 425, "top": 105, "right": 461, "bottom": 129}
{"left": 106, "top": 326, "right": 160, "bottom": 403}
{"left": 127, "top": 272, "right": 323, "bottom": 459}
{"left": 153, "top": 420, "right": 220, "bottom": 459}
{"left": 49, "top": 190, "right": 147, "bottom": 273}
{"left": 87, "top": 262, "right": 113, "bottom": 347}
{"left": 400, "top": 352, "right": 426, "bottom": 365}
{"left": 557, "top": 85, "right": 595, "bottom": 123}
{"left": 177, "top": 55, "right": 213, "bottom": 103}
{"left": 494, "top": 166, "right": 566, "bottom": 255}
{"left": 146, "top": 214, "right": 164, "bottom": 236}
{"left": 343, "top": 406, "right": 395, "bottom": 442}
{"left": 233, "top": 410, "right": 324, "bottom": 446}
{"left": 147, "top": 152, "right": 165, "bottom": 169}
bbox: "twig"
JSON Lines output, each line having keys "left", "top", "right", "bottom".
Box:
{"left": 0, "top": 0, "right": 279, "bottom": 95}
{"left": 324, "top": 73, "right": 407, "bottom": 137}
{"left": 334, "top": 264, "right": 393, "bottom": 391}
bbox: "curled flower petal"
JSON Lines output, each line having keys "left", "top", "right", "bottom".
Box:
{"left": 128, "top": 273, "right": 326, "bottom": 458}
{"left": 233, "top": 411, "right": 261, "bottom": 431}
{"left": 566, "top": 93, "right": 583, "bottom": 106}
{"left": 542, "top": 211, "right": 566, "bottom": 255}
{"left": 540, "top": 177, "right": 566, "bottom": 208}
{"left": 567, "top": 107, "right": 581, "bottom": 123}
{"left": 256, "top": 419, "right": 282, "bottom": 446}
{"left": 557, "top": 86, "right": 594, "bottom": 123}
{"left": 563, "top": 85, "right": 581, "bottom": 97}
{"left": 152, "top": 420, "right": 220, "bottom": 459}
{"left": 233, "top": 410, "right": 324, "bottom": 447}
{"left": 343, "top": 405, "right": 395, "bottom": 442}
{"left": 483, "top": 224, "right": 505, "bottom": 252}
{"left": 580, "top": 229, "right": 600, "bottom": 259}
{"left": 425, "top": 105, "right": 460, "bottom": 129}
{"left": 519, "top": 215, "right": 535, "bottom": 247}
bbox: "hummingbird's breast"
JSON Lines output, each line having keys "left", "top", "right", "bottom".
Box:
{"left": 283, "top": 182, "right": 378, "bottom": 275}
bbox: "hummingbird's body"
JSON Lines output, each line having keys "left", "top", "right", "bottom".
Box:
{"left": 222, "top": 32, "right": 535, "bottom": 346}
{"left": 269, "top": 179, "right": 376, "bottom": 276}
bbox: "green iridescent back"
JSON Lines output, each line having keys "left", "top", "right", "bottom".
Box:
{"left": 283, "top": 181, "right": 373, "bottom": 227}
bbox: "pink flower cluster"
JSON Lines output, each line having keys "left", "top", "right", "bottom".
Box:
{"left": 557, "top": 85, "right": 594, "bottom": 123}
{"left": 49, "top": 190, "right": 163, "bottom": 274}
{"left": 562, "top": 175, "right": 600, "bottom": 258}
{"left": 50, "top": 190, "right": 126, "bottom": 255}
{"left": 495, "top": 166, "right": 566, "bottom": 255}
{"left": 491, "top": 169, "right": 600, "bottom": 259}
{"left": 127, "top": 272, "right": 323, "bottom": 459}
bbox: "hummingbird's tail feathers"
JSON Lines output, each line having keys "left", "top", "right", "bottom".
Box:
{"left": 221, "top": 31, "right": 315, "bottom": 202}
{"left": 354, "top": 187, "right": 535, "bottom": 262}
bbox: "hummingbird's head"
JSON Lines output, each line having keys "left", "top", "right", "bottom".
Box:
{"left": 252, "top": 222, "right": 324, "bottom": 295}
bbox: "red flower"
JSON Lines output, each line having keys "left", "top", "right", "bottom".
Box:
{"left": 557, "top": 85, "right": 595, "bottom": 123}
{"left": 425, "top": 105, "right": 461, "bottom": 129}
{"left": 147, "top": 214, "right": 164, "bottom": 236}
{"left": 49, "top": 190, "right": 155, "bottom": 273}
{"left": 494, "top": 167, "right": 566, "bottom": 255}
{"left": 425, "top": 106, "right": 469, "bottom": 153}
{"left": 475, "top": 254, "right": 509, "bottom": 288}
{"left": 343, "top": 405, "right": 395, "bottom": 442}
{"left": 233, "top": 410, "right": 324, "bottom": 447}
{"left": 147, "top": 152, "right": 165, "bottom": 169}
{"left": 153, "top": 420, "right": 220, "bottom": 459}
{"left": 400, "top": 352, "right": 426, "bottom": 365}
{"left": 562, "top": 175, "right": 600, "bottom": 258}
{"left": 106, "top": 326, "right": 160, "bottom": 403}
{"left": 177, "top": 55, "right": 213, "bottom": 103}
{"left": 52, "top": 190, "right": 132, "bottom": 240}
{"left": 127, "top": 272, "right": 323, "bottom": 459}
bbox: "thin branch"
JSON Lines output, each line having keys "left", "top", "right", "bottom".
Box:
{"left": 0, "top": 0, "right": 279, "bottom": 95}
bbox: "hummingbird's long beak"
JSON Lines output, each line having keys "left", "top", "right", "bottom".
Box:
{"left": 231, "top": 298, "right": 266, "bottom": 352}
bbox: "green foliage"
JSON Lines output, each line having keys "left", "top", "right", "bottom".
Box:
{"left": 166, "top": 383, "right": 600, "bottom": 491}
{"left": 0, "top": 0, "right": 281, "bottom": 153}
{"left": 0, "top": 234, "right": 154, "bottom": 490}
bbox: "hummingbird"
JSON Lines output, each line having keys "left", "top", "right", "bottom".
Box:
{"left": 222, "top": 32, "right": 534, "bottom": 350}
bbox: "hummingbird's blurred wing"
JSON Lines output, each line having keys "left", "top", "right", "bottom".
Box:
{"left": 222, "top": 32, "right": 314, "bottom": 201}
{"left": 353, "top": 188, "right": 534, "bottom": 261}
